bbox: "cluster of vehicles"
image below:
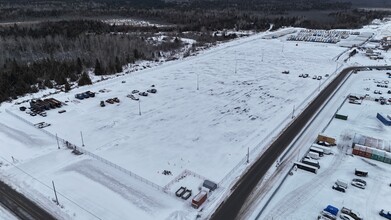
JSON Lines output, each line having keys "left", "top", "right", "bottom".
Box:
{"left": 298, "top": 74, "right": 322, "bottom": 80}
{"left": 287, "top": 30, "right": 353, "bottom": 44}
{"left": 100, "top": 97, "right": 120, "bottom": 107}
{"left": 126, "top": 86, "right": 157, "bottom": 101}
{"left": 318, "top": 205, "right": 363, "bottom": 220}
{"left": 75, "top": 91, "right": 95, "bottom": 100}
{"left": 332, "top": 170, "right": 368, "bottom": 193}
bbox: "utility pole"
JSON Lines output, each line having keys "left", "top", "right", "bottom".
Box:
{"left": 52, "top": 181, "right": 59, "bottom": 205}
{"left": 292, "top": 105, "right": 295, "bottom": 119}
{"left": 318, "top": 79, "right": 321, "bottom": 92}
{"left": 138, "top": 99, "right": 141, "bottom": 116}
{"left": 247, "top": 147, "right": 250, "bottom": 164}
{"left": 80, "top": 131, "right": 85, "bottom": 147}
{"left": 56, "top": 134, "right": 60, "bottom": 149}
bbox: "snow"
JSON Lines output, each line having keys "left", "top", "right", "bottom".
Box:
{"left": 253, "top": 71, "right": 391, "bottom": 220}
{"left": 1, "top": 17, "right": 391, "bottom": 220}
{"left": 0, "top": 206, "right": 17, "bottom": 220}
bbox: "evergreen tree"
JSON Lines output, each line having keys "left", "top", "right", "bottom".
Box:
{"left": 76, "top": 57, "right": 83, "bottom": 75}
{"left": 64, "top": 81, "right": 71, "bottom": 92}
{"left": 115, "top": 56, "right": 122, "bottom": 73}
{"left": 78, "top": 72, "right": 92, "bottom": 86}
{"left": 94, "top": 59, "right": 103, "bottom": 75}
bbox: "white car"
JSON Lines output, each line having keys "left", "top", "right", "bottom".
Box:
{"left": 352, "top": 178, "right": 366, "bottom": 186}
{"left": 351, "top": 181, "right": 365, "bottom": 189}
{"left": 340, "top": 213, "right": 355, "bottom": 220}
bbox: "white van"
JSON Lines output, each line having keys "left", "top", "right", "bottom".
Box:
{"left": 307, "top": 151, "right": 320, "bottom": 160}
{"left": 336, "top": 179, "right": 348, "bottom": 189}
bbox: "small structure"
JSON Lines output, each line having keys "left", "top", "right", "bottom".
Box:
{"left": 191, "top": 191, "right": 207, "bottom": 209}
{"left": 202, "top": 180, "right": 218, "bottom": 192}
{"left": 377, "top": 113, "right": 391, "bottom": 126}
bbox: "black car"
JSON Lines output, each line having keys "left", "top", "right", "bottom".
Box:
{"left": 147, "top": 88, "right": 157, "bottom": 93}
{"left": 332, "top": 184, "right": 345, "bottom": 193}
{"left": 139, "top": 92, "right": 148, "bottom": 96}
{"left": 100, "top": 101, "right": 105, "bottom": 107}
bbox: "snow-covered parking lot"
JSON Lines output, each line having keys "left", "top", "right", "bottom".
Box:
{"left": 260, "top": 70, "right": 391, "bottom": 220}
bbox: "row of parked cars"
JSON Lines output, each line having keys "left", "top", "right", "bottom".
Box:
{"left": 100, "top": 97, "right": 120, "bottom": 107}
{"left": 318, "top": 205, "right": 362, "bottom": 220}
{"left": 298, "top": 74, "right": 323, "bottom": 80}
{"left": 126, "top": 86, "right": 158, "bottom": 101}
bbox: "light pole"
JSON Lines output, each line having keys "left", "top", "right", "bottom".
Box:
{"left": 52, "top": 180, "right": 59, "bottom": 205}
{"left": 138, "top": 99, "right": 141, "bottom": 116}
{"left": 247, "top": 147, "right": 249, "bottom": 164}
{"left": 318, "top": 79, "right": 321, "bottom": 92}
{"left": 56, "top": 133, "right": 60, "bottom": 149}
{"left": 292, "top": 105, "right": 295, "bottom": 119}
{"left": 80, "top": 131, "right": 85, "bottom": 147}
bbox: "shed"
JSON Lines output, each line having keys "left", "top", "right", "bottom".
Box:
{"left": 202, "top": 180, "right": 217, "bottom": 191}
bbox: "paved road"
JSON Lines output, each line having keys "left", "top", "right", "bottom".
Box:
{"left": 210, "top": 66, "right": 390, "bottom": 220}
{"left": 0, "top": 180, "right": 56, "bottom": 220}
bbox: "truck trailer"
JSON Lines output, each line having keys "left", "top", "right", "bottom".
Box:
{"left": 192, "top": 191, "right": 207, "bottom": 209}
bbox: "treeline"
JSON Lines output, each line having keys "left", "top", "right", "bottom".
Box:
{"left": 300, "top": 9, "right": 391, "bottom": 29}
{"left": 0, "top": 20, "right": 185, "bottom": 103}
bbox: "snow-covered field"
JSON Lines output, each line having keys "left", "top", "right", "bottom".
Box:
{"left": 1, "top": 18, "right": 391, "bottom": 220}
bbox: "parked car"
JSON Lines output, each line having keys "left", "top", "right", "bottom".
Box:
{"left": 332, "top": 184, "right": 345, "bottom": 193}
{"left": 341, "top": 207, "right": 363, "bottom": 220}
{"left": 147, "top": 88, "right": 157, "bottom": 93}
{"left": 352, "top": 178, "right": 366, "bottom": 186}
{"left": 340, "top": 213, "right": 355, "bottom": 220}
{"left": 132, "top": 90, "right": 139, "bottom": 94}
{"left": 100, "top": 101, "right": 105, "bottom": 107}
{"left": 19, "top": 106, "right": 26, "bottom": 111}
{"left": 351, "top": 181, "right": 365, "bottom": 189}
{"left": 106, "top": 99, "right": 115, "bottom": 104}
{"left": 139, "top": 92, "right": 148, "bottom": 96}
{"left": 317, "top": 76, "right": 322, "bottom": 80}
{"left": 127, "top": 94, "right": 139, "bottom": 101}
{"left": 313, "top": 75, "right": 318, "bottom": 79}
{"left": 380, "top": 210, "right": 391, "bottom": 220}
{"left": 354, "top": 169, "right": 368, "bottom": 177}
{"left": 113, "top": 97, "right": 120, "bottom": 103}
{"left": 299, "top": 74, "right": 303, "bottom": 77}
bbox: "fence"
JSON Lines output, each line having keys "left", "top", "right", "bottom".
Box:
{"left": 163, "top": 169, "right": 208, "bottom": 192}
{"left": 5, "top": 108, "right": 167, "bottom": 194}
